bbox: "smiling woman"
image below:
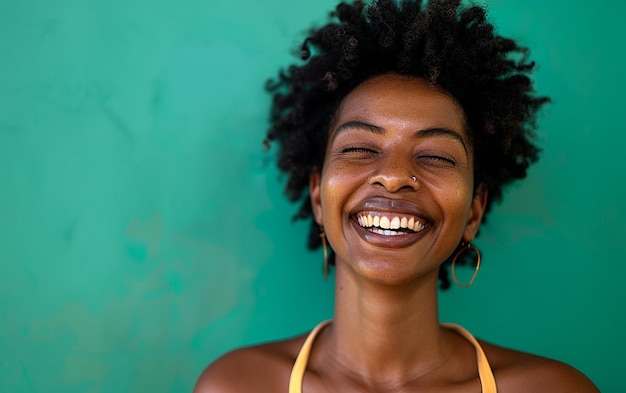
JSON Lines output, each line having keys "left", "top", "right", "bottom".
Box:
{"left": 194, "top": 0, "right": 599, "bottom": 392}
{"left": 311, "top": 75, "right": 480, "bottom": 286}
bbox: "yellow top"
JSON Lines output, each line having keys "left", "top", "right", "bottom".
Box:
{"left": 289, "top": 320, "right": 497, "bottom": 393}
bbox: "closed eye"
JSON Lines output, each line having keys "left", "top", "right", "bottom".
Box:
{"left": 417, "top": 154, "right": 456, "bottom": 166}
{"left": 341, "top": 146, "right": 379, "bottom": 156}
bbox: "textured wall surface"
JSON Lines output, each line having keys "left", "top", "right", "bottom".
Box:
{"left": 1, "top": 1, "right": 624, "bottom": 392}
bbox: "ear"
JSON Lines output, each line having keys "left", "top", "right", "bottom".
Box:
{"left": 309, "top": 169, "right": 323, "bottom": 225}
{"left": 463, "top": 183, "right": 488, "bottom": 242}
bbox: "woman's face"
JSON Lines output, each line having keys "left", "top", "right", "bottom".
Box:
{"left": 310, "top": 74, "right": 487, "bottom": 285}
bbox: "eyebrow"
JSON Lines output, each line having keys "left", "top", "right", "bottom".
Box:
{"left": 333, "top": 120, "right": 467, "bottom": 152}
{"left": 334, "top": 120, "right": 384, "bottom": 136}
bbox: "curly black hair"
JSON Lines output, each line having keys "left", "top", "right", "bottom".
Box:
{"left": 264, "top": 0, "right": 549, "bottom": 289}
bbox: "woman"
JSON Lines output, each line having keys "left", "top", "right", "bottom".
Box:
{"left": 195, "top": 0, "right": 599, "bottom": 391}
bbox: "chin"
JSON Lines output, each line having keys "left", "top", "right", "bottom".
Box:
{"left": 346, "top": 257, "right": 440, "bottom": 288}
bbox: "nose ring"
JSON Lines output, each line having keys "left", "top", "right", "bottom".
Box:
{"left": 411, "top": 176, "right": 416, "bottom": 182}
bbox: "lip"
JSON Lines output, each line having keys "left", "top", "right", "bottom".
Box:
{"left": 349, "top": 197, "right": 432, "bottom": 248}
{"left": 354, "top": 197, "right": 429, "bottom": 216}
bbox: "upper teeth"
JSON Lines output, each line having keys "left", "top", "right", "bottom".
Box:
{"left": 357, "top": 213, "right": 425, "bottom": 232}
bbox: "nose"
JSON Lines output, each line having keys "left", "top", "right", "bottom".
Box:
{"left": 367, "top": 154, "right": 419, "bottom": 193}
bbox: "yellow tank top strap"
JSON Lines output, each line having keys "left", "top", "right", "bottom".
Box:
{"left": 289, "top": 320, "right": 332, "bottom": 393}
{"left": 441, "top": 322, "right": 498, "bottom": 393}
{"left": 290, "top": 321, "right": 497, "bottom": 393}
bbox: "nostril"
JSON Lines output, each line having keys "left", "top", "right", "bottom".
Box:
{"left": 367, "top": 173, "right": 420, "bottom": 193}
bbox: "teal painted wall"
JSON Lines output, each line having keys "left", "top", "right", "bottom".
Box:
{"left": 0, "top": 1, "right": 623, "bottom": 392}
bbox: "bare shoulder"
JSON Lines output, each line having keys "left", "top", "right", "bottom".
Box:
{"left": 480, "top": 340, "right": 600, "bottom": 393}
{"left": 193, "top": 335, "right": 306, "bottom": 393}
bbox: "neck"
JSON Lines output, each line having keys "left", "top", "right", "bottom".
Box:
{"left": 327, "top": 262, "right": 449, "bottom": 383}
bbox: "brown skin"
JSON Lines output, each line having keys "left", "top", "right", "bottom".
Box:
{"left": 194, "top": 74, "right": 599, "bottom": 393}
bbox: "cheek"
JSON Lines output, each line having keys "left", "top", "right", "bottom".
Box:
{"left": 319, "top": 164, "right": 363, "bottom": 227}
{"left": 320, "top": 163, "right": 357, "bottom": 199}
{"left": 320, "top": 170, "right": 345, "bottom": 215}
{"left": 433, "top": 175, "right": 474, "bottom": 217}
{"left": 450, "top": 183, "right": 472, "bottom": 204}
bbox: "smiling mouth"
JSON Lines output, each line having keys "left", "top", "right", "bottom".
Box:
{"left": 355, "top": 212, "right": 427, "bottom": 236}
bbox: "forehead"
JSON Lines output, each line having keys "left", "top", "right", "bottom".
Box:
{"left": 334, "top": 74, "right": 467, "bottom": 135}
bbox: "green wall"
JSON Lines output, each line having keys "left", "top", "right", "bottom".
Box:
{"left": 1, "top": 1, "right": 623, "bottom": 392}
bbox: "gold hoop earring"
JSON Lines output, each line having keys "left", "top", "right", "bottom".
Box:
{"left": 320, "top": 227, "right": 328, "bottom": 281}
{"left": 451, "top": 243, "right": 481, "bottom": 288}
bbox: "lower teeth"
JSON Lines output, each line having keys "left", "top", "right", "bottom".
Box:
{"left": 370, "top": 228, "right": 403, "bottom": 236}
